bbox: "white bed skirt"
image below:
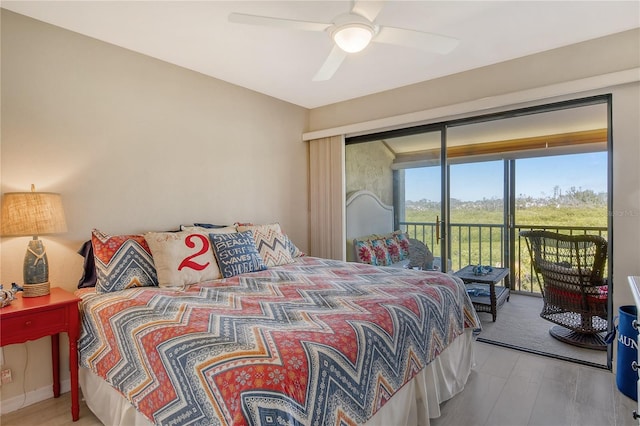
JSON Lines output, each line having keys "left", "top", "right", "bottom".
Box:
{"left": 80, "top": 330, "right": 475, "bottom": 426}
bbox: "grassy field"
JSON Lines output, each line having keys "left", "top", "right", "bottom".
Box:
{"left": 406, "top": 205, "right": 607, "bottom": 227}
{"left": 403, "top": 204, "right": 607, "bottom": 292}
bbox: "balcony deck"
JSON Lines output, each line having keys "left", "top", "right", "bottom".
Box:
{"left": 474, "top": 292, "right": 608, "bottom": 368}
{"left": 399, "top": 221, "right": 610, "bottom": 367}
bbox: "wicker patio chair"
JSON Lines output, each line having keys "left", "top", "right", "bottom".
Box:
{"left": 408, "top": 239, "right": 435, "bottom": 270}
{"left": 520, "top": 230, "right": 608, "bottom": 350}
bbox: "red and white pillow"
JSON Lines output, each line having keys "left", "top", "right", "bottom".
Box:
{"left": 91, "top": 229, "right": 158, "bottom": 294}
{"left": 392, "top": 231, "right": 411, "bottom": 260}
{"left": 352, "top": 231, "right": 411, "bottom": 266}
{"left": 144, "top": 230, "right": 222, "bottom": 287}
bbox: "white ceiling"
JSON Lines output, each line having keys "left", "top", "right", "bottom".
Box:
{"left": 2, "top": 1, "right": 639, "bottom": 109}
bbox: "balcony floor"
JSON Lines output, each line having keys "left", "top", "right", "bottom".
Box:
{"left": 473, "top": 292, "right": 608, "bottom": 368}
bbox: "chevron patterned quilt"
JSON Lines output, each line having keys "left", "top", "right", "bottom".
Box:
{"left": 78, "top": 256, "right": 480, "bottom": 426}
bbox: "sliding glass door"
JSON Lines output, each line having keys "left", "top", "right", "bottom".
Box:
{"left": 393, "top": 127, "right": 448, "bottom": 269}
{"left": 513, "top": 151, "right": 608, "bottom": 293}
{"left": 346, "top": 95, "right": 610, "bottom": 286}
{"left": 444, "top": 99, "right": 608, "bottom": 293}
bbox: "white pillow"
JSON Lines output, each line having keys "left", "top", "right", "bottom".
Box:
{"left": 180, "top": 225, "right": 237, "bottom": 234}
{"left": 145, "top": 231, "right": 221, "bottom": 287}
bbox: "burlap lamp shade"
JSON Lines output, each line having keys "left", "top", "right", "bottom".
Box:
{"left": 1, "top": 185, "right": 67, "bottom": 297}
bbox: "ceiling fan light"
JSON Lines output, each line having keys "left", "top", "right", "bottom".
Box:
{"left": 332, "top": 24, "right": 373, "bottom": 53}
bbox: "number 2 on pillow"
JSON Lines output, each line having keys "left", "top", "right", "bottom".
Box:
{"left": 178, "top": 234, "right": 211, "bottom": 271}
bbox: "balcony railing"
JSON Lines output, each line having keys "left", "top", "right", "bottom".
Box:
{"left": 399, "top": 221, "right": 607, "bottom": 294}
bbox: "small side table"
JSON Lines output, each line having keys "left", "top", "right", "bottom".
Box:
{"left": 0, "top": 287, "right": 81, "bottom": 421}
{"left": 454, "top": 265, "right": 510, "bottom": 322}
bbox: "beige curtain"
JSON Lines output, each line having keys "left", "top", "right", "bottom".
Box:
{"left": 308, "top": 135, "right": 345, "bottom": 260}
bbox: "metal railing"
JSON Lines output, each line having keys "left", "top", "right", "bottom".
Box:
{"left": 399, "top": 221, "right": 607, "bottom": 294}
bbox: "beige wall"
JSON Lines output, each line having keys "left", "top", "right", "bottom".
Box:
{"left": 345, "top": 141, "right": 395, "bottom": 206}
{"left": 0, "top": 10, "right": 309, "bottom": 405}
{"left": 610, "top": 82, "right": 640, "bottom": 306}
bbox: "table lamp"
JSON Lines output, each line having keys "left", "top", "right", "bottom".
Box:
{"left": 1, "top": 184, "right": 67, "bottom": 297}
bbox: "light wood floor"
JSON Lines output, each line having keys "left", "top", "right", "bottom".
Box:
{"left": 0, "top": 390, "right": 100, "bottom": 426}
{"left": 1, "top": 342, "right": 637, "bottom": 426}
{"left": 433, "top": 342, "right": 637, "bottom": 426}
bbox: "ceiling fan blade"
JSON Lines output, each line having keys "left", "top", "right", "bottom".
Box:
{"left": 375, "top": 26, "right": 459, "bottom": 54}
{"left": 228, "top": 12, "right": 330, "bottom": 32}
{"left": 351, "top": 0, "right": 384, "bottom": 22}
{"left": 312, "top": 45, "right": 348, "bottom": 81}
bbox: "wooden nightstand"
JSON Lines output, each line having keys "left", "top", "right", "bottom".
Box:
{"left": 0, "top": 287, "right": 81, "bottom": 421}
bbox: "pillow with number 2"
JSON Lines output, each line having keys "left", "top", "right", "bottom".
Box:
{"left": 145, "top": 231, "right": 221, "bottom": 288}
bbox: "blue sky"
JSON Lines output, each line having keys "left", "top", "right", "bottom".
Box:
{"left": 405, "top": 152, "right": 607, "bottom": 202}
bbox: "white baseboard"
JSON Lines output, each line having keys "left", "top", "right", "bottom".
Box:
{"left": 0, "top": 378, "right": 70, "bottom": 415}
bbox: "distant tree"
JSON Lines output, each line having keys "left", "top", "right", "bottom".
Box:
{"left": 560, "top": 187, "right": 603, "bottom": 206}
{"left": 405, "top": 186, "right": 605, "bottom": 208}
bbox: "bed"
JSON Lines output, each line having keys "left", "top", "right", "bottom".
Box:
{"left": 76, "top": 224, "right": 480, "bottom": 426}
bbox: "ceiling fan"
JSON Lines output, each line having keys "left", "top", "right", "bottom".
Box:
{"left": 229, "top": 1, "right": 459, "bottom": 81}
